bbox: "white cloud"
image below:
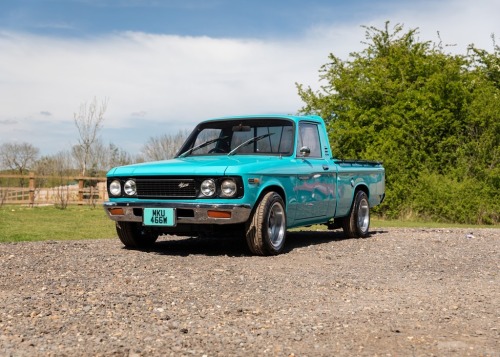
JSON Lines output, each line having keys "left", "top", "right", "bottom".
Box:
{"left": 0, "top": 31, "right": 331, "bottom": 154}
{"left": 361, "top": 0, "right": 500, "bottom": 53}
{"left": 0, "top": 0, "right": 498, "bottom": 155}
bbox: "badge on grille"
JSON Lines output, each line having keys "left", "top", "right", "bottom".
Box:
{"left": 178, "top": 182, "right": 190, "bottom": 188}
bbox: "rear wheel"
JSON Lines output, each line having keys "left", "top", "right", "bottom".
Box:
{"left": 245, "top": 192, "right": 287, "bottom": 255}
{"left": 116, "top": 222, "right": 158, "bottom": 248}
{"left": 342, "top": 190, "right": 370, "bottom": 238}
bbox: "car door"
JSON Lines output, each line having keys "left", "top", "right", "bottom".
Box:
{"left": 294, "top": 121, "right": 335, "bottom": 221}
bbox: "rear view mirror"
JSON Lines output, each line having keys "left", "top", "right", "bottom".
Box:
{"left": 232, "top": 124, "right": 251, "bottom": 132}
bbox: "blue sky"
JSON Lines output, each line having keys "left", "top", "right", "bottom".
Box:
{"left": 0, "top": 0, "right": 499, "bottom": 156}
{"left": 1, "top": 0, "right": 393, "bottom": 38}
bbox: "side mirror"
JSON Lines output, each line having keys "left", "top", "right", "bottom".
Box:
{"left": 299, "top": 146, "right": 310, "bottom": 157}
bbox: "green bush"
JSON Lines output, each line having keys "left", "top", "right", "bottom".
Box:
{"left": 406, "top": 173, "right": 499, "bottom": 224}
{"left": 297, "top": 22, "right": 499, "bottom": 224}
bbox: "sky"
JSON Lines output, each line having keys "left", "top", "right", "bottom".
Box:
{"left": 0, "top": 0, "right": 499, "bottom": 156}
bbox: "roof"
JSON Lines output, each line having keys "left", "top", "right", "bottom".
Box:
{"left": 201, "top": 114, "right": 325, "bottom": 125}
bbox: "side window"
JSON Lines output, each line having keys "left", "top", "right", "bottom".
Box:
{"left": 297, "top": 123, "right": 321, "bottom": 158}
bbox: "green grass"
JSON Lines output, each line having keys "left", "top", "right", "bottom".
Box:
{"left": 0, "top": 205, "right": 116, "bottom": 243}
{"left": 291, "top": 218, "right": 499, "bottom": 232}
{"left": 371, "top": 218, "right": 499, "bottom": 229}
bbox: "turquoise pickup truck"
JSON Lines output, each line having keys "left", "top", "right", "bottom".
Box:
{"left": 104, "top": 115, "right": 385, "bottom": 255}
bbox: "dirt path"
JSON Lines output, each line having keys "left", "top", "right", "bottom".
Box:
{"left": 1, "top": 228, "right": 499, "bottom": 356}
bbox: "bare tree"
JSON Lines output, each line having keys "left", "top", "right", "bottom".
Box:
{"left": 34, "top": 151, "right": 74, "bottom": 209}
{"left": 35, "top": 151, "right": 75, "bottom": 181}
{"left": 89, "top": 140, "right": 133, "bottom": 173}
{"left": 104, "top": 142, "right": 133, "bottom": 169}
{"left": 141, "top": 130, "right": 190, "bottom": 161}
{"left": 51, "top": 151, "right": 74, "bottom": 209}
{"left": 73, "top": 97, "right": 108, "bottom": 177}
{"left": 0, "top": 142, "right": 39, "bottom": 187}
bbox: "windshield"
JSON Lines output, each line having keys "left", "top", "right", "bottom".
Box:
{"left": 177, "top": 119, "right": 294, "bottom": 157}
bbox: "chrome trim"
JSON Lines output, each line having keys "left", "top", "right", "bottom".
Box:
{"left": 357, "top": 197, "right": 370, "bottom": 233}
{"left": 103, "top": 201, "right": 252, "bottom": 224}
{"left": 267, "top": 201, "right": 286, "bottom": 249}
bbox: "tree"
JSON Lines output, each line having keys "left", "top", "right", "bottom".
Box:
{"left": 297, "top": 22, "right": 499, "bottom": 224}
{"left": 35, "top": 151, "right": 75, "bottom": 183}
{"left": 140, "top": 130, "right": 190, "bottom": 161}
{"left": 73, "top": 97, "right": 108, "bottom": 177}
{"left": 34, "top": 151, "right": 75, "bottom": 209}
{"left": 0, "top": 142, "right": 39, "bottom": 186}
{"left": 88, "top": 140, "right": 133, "bottom": 174}
{"left": 461, "top": 38, "right": 500, "bottom": 184}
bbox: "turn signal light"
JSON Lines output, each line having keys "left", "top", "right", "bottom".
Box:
{"left": 207, "top": 210, "right": 231, "bottom": 219}
{"left": 108, "top": 208, "right": 124, "bottom": 216}
{"left": 248, "top": 178, "right": 260, "bottom": 184}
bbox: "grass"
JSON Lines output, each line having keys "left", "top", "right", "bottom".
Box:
{"left": 290, "top": 218, "right": 499, "bottom": 232}
{"left": 371, "top": 218, "right": 499, "bottom": 229}
{"left": 0, "top": 205, "right": 116, "bottom": 243}
{"left": 1, "top": 205, "right": 498, "bottom": 243}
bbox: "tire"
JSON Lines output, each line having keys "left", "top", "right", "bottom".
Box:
{"left": 342, "top": 190, "right": 370, "bottom": 238}
{"left": 245, "top": 192, "right": 287, "bottom": 255}
{"left": 115, "top": 222, "right": 158, "bottom": 249}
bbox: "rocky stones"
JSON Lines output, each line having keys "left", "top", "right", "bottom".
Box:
{"left": 0, "top": 228, "right": 498, "bottom": 356}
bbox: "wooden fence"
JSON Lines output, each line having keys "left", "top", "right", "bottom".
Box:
{"left": 0, "top": 173, "right": 108, "bottom": 206}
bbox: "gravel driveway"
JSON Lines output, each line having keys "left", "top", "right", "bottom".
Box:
{"left": 1, "top": 228, "right": 499, "bottom": 356}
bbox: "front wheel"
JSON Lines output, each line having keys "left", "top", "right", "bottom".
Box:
{"left": 342, "top": 190, "right": 370, "bottom": 238}
{"left": 245, "top": 192, "right": 287, "bottom": 255}
{"left": 116, "top": 222, "right": 158, "bottom": 249}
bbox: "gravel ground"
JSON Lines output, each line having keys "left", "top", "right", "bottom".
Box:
{"left": 0, "top": 227, "right": 499, "bottom": 357}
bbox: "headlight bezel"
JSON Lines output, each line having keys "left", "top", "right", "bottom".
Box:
{"left": 123, "top": 179, "right": 137, "bottom": 196}
{"left": 220, "top": 179, "right": 238, "bottom": 198}
{"left": 200, "top": 179, "right": 217, "bottom": 197}
{"left": 109, "top": 180, "right": 122, "bottom": 196}
{"left": 198, "top": 177, "right": 242, "bottom": 199}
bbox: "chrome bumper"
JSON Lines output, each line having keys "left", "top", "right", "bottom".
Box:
{"left": 103, "top": 201, "right": 252, "bottom": 225}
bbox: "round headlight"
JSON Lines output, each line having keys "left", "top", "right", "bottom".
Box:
{"left": 124, "top": 180, "right": 137, "bottom": 196}
{"left": 200, "top": 179, "right": 216, "bottom": 197}
{"left": 109, "top": 180, "right": 121, "bottom": 196}
{"left": 220, "top": 179, "right": 237, "bottom": 197}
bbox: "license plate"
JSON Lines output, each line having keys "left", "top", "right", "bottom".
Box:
{"left": 143, "top": 208, "right": 176, "bottom": 226}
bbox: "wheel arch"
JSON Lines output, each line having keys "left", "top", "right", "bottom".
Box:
{"left": 255, "top": 184, "right": 286, "bottom": 208}
{"left": 342, "top": 184, "right": 371, "bottom": 238}
{"left": 342, "top": 184, "right": 369, "bottom": 218}
{"left": 245, "top": 185, "right": 288, "bottom": 256}
{"left": 354, "top": 183, "right": 369, "bottom": 199}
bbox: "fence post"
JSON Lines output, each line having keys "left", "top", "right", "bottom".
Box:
{"left": 78, "top": 178, "right": 84, "bottom": 204}
{"left": 29, "top": 172, "right": 35, "bottom": 207}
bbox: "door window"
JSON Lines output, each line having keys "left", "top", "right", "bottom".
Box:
{"left": 297, "top": 123, "right": 321, "bottom": 158}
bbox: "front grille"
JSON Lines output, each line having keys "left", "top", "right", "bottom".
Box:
{"left": 136, "top": 178, "right": 197, "bottom": 198}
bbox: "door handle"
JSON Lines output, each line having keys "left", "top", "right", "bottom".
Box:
{"left": 322, "top": 165, "right": 329, "bottom": 170}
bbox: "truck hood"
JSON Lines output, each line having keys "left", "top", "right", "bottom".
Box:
{"left": 107, "top": 155, "right": 290, "bottom": 177}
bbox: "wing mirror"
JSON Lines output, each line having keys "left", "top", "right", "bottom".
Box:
{"left": 299, "top": 146, "right": 310, "bottom": 157}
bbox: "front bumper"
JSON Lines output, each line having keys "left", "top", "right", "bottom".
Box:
{"left": 103, "top": 201, "right": 252, "bottom": 225}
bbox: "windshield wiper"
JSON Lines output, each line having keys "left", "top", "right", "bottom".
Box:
{"left": 228, "top": 133, "right": 274, "bottom": 156}
{"left": 178, "top": 136, "right": 228, "bottom": 158}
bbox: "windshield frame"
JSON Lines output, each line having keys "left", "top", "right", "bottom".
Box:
{"left": 176, "top": 118, "right": 296, "bottom": 157}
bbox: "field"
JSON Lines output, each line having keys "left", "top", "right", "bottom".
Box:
{"left": 0, "top": 205, "right": 116, "bottom": 242}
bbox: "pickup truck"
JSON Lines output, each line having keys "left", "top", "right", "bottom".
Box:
{"left": 104, "top": 115, "right": 385, "bottom": 255}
